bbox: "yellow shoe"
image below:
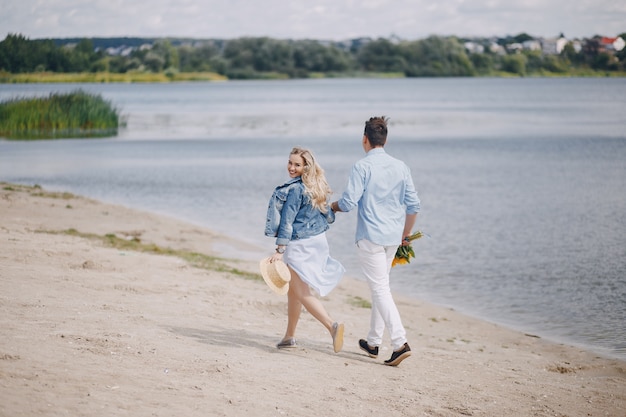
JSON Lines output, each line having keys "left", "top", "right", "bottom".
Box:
{"left": 331, "top": 322, "right": 344, "bottom": 353}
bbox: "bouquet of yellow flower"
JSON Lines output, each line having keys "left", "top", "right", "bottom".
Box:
{"left": 392, "top": 231, "right": 427, "bottom": 267}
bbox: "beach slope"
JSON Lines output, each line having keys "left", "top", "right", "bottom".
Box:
{"left": 1, "top": 184, "right": 624, "bottom": 417}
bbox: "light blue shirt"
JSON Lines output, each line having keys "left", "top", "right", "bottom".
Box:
{"left": 337, "top": 148, "right": 420, "bottom": 246}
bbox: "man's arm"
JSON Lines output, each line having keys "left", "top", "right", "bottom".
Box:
{"left": 401, "top": 213, "right": 418, "bottom": 246}
{"left": 332, "top": 164, "right": 365, "bottom": 214}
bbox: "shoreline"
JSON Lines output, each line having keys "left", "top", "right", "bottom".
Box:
{"left": 2, "top": 70, "right": 626, "bottom": 85}
{"left": 2, "top": 183, "right": 625, "bottom": 416}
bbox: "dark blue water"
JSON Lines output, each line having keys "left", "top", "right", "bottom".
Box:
{"left": 1, "top": 78, "right": 625, "bottom": 360}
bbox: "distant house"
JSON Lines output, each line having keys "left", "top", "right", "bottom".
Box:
{"left": 464, "top": 41, "right": 484, "bottom": 54}
{"left": 507, "top": 42, "right": 523, "bottom": 53}
{"left": 488, "top": 42, "right": 506, "bottom": 55}
{"left": 522, "top": 40, "right": 542, "bottom": 51}
{"left": 105, "top": 45, "right": 136, "bottom": 56}
{"left": 541, "top": 36, "right": 568, "bottom": 54}
{"left": 600, "top": 36, "right": 625, "bottom": 52}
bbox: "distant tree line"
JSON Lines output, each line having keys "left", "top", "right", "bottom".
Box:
{"left": 1, "top": 33, "right": 625, "bottom": 79}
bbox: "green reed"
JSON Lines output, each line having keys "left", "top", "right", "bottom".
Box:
{"left": 0, "top": 90, "right": 121, "bottom": 139}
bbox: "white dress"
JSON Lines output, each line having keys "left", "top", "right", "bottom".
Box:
{"left": 283, "top": 232, "right": 345, "bottom": 297}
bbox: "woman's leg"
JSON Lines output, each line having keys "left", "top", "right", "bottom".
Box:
{"left": 288, "top": 268, "right": 334, "bottom": 333}
{"left": 283, "top": 279, "right": 303, "bottom": 340}
{"left": 284, "top": 267, "right": 343, "bottom": 352}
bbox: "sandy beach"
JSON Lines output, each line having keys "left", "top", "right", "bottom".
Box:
{"left": 1, "top": 183, "right": 625, "bottom": 417}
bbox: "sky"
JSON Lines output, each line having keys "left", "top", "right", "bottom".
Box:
{"left": 1, "top": 0, "right": 624, "bottom": 41}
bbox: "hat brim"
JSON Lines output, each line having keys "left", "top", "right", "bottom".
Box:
{"left": 259, "top": 257, "right": 291, "bottom": 295}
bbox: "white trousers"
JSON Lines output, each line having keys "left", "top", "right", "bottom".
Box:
{"left": 356, "top": 239, "right": 407, "bottom": 351}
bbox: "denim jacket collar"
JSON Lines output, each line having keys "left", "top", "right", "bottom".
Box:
{"left": 278, "top": 176, "right": 302, "bottom": 188}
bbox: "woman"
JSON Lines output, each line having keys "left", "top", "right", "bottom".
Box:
{"left": 265, "top": 147, "right": 345, "bottom": 353}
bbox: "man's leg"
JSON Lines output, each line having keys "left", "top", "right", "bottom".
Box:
{"left": 356, "top": 239, "right": 407, "bottom": 350}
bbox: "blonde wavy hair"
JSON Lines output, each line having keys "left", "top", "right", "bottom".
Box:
{"left": 290, "top": 147, "right": 332, "bottom": 213}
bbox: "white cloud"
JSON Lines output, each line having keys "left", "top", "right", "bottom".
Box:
{"left": 0, "top": 0, "right": 623, "bottom": 40}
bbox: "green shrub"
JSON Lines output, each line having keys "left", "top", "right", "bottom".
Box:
{"left": 0, "top": 90, "right": 121, "bottom": 139}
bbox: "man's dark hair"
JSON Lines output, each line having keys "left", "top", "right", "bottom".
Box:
{"left": 364, "top": 116, "right": 388, "bottom": 147}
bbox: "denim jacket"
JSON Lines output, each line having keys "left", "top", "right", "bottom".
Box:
{"left": 264, "top": 177, "right": 335, "bottom": 246}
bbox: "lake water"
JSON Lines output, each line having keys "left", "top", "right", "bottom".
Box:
{"left": 1, "top": 78, "right": 625, "bottom": 360}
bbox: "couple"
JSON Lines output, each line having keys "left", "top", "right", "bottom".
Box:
{"left": 263, "top": 116, "right": 421, "bottom": 367}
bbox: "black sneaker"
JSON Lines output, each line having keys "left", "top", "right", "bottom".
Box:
{"left": 384, "top": 343, "right": 411, "bottom": 366}
{"left": 359, "top": 339, "right": 379, "bottom": 358}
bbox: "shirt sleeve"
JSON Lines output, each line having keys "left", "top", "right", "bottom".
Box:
{"left": 337, "top": 163, "right": 366, "bottom": 213}
{"left": 403, "top": 167, "right": 421, "bottom": 214}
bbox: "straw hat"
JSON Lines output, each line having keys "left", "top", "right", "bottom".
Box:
{"left": 259, "top": 257, "right": 291, "bottom": 295}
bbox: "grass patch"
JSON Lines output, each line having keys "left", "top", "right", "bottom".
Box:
{"left": 348, "top": 296, "right": 372, "bottom": 309}
{"left": 0, "top": 90, "right": 122, "bottom": 140}
{"left": 2, "top": 182, "right": 41, "bottom": 192}
{"left": 2, "top": 181, "right": 261, "bottom": 282}
{"left": 169, "top": 72, "right": 228, "bottom": 82}
{"left": 1, "top": 71, "right": 227, "bottom": 83}
{"left": 31, "top": 191, "right": 76, "bottom": 199}
{"left": 2, "top": 182, "right": 76, "bottom": 199}
{"left": 0, "top": 70, "right": 406, "bottom": 84}
{"left": 43, "top": 228, "right": 261, "bottom": 281}
{"left": 429, "top": 317, "right": 449, "bottom": 323}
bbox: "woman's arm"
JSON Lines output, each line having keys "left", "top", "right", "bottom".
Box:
{"left": 275, "top": 184, "right": 303, "bottom": 246}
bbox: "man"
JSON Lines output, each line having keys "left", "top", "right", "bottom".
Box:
{"left": 331, "top": 116, "right": 420, "bottom": 366}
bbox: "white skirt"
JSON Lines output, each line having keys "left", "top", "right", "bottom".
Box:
{"left": 283, "top": 232, "right": 345, "bottom": 297}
